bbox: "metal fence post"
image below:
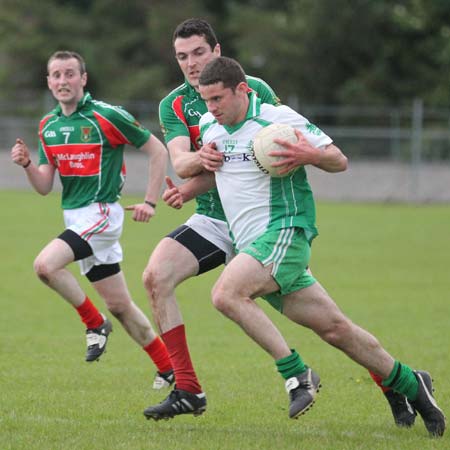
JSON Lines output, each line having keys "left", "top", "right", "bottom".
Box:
{"left": 410, "top": 98, "right": 423, "bottom": 201}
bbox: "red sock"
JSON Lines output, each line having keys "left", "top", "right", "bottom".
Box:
{"left": 143, "top": 336, "right": 172, "bottom": 373}
{"left": 75, "top": 297, "right": 104, "bottom": 329}
{"left": 161, "top": 324, "right": 202, "bottom": 394}
{"left": 369, "top": 370, "right": 390, "bottom": 393}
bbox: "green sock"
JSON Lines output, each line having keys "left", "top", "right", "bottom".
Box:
{"left": 382, "top": 360, "right": 419, "bottom": 401}
{"left": 275, "top": 349, "right": 306, "bottom": 380}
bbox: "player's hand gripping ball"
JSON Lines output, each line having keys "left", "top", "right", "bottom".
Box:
{"left": 251, "top": 123, "right": 298, "bottom": 177}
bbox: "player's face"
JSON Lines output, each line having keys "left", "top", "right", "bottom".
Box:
{"left": 174, "top": 35, "right": 220, "bottom": 90}
{"left": 47, "top": 57, "right": 87, "bottom": 107}
{"left": 199, "top": 82, "right": 249, "bottom": 126}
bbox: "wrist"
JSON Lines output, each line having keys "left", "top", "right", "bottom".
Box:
{"left": 144, "top": 200, "right": 156, "bottom": 208}
{"left": 310, "top": 147, "right": 321, "bottom": 166}
{"left": 178, "top": 186, "right": 188, "bottom": 203}
{"left": 22, "top": 159, "right": 31, "bottom": 169}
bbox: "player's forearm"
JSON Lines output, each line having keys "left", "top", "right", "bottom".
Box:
{"left": 166, "top": 136, "right": 205, "bottom": 178}
{"left": 142, "top": 137, "right": 168, "bottom": 205}
{"left": 171, "top": 151, "right": 204, "bottom": 179}
{"left": 314, "top": 144, "right": 348, "bottom": 173}
{"left": 24, "top": 162, "right": 55, "bottom": 195}
{"left": 179, "top": 172, "right": 216, "bottom": 202}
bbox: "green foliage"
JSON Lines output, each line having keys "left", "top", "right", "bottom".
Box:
{"left": 1, "top": 190, "right": 449, "bottom": 449}
{"left": 0, "top": 0, "right": 449, "bottom": 107}
{"left": 226, "top": 0, "right": 450, "bottom": 106}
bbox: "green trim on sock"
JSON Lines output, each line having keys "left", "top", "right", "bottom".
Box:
{"left": 383, "top": 361, "right": 419, "bottom": 400}
{"left": 275, "top": 349, "right": 306, "bottom": 380}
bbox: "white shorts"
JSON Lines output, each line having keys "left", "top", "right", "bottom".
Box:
{"left": 185, "top": 213, "right": 235, "bottom": 263}
{"left": 63, "top": 202, "right": 124, "bottom": 275}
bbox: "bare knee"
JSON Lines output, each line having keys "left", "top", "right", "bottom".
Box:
{"left": 211, "top": 282, "right": 234, "bottom": 315}
{"left": 93, "top": 279, "right": 133, "bottom": 318}
{"left": 33, "top": 255, "right": 52, "bottom": 284}
{"left": 105, "top": 299, "right": 128, "bottom": 317}
{"left": 142, "top": 263, "right": 175, "bottom": 302}
{"left": 319, "top": 316, "right": 354, "bottom": 348}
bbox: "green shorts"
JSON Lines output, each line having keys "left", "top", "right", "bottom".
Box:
{"left": 242, "top": 227, "right": 316, "bottom": 312}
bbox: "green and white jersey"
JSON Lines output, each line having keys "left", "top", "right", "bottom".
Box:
{"left": 38, "top": 92, "right": 151, "bottom": 209}
{"left": 199, "top": 92, "right": 332, "bottom": 251}
{"left": 159, "top": 76, "right": 280, "bottom": 221}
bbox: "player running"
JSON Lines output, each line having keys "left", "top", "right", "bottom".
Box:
{"left": 11, "top": 50, "right": 173, "bottom": 388}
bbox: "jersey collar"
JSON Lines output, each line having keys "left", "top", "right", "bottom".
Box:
{"left": 223, "top": 91, "right": 261, "bottom": 134}
{"left": 54, "top": 92, "right": 92, "bottom": 116}
{"left": 183, "top": 79, "right": 201, "bottom": 98}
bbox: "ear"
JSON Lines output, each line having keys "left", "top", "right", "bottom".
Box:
{"left": 236, "top": 81, "right": 249, "bottom": 95}
{"left": 214, "top": 43, "right": 221, "bottom": 57}
{"left": 81, "top": 72, "right": 88, "bottom": 87}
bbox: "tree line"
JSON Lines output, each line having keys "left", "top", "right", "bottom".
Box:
{"left": 0, "top": 0, "right": 449, "bottom": 109}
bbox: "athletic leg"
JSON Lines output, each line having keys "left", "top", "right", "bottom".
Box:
{"left": 92, "top": 270, "right": 159, "bottom": 346}
{"left": 33, "top": 234, "right": 109, "bottom": 360}
{"left": 282, "top": 283, "right": 445, "bottom": 436}
{"left": 283, "top": 282, "right": 396, "bottom": 376}
{"left": 91, "top": 268, "right": 172, "bottom": 376}
{"left": 211, "top": 252, "right": 319, "bottom": 418}
{"left": 143, "top": 237, "right": 203, "bottom": 392}
{"left": 212, "top": 252, "right": 291, "bottom": 359}
{"left": 34, "top": 237, "right": 87, "bottom": 307}
{"left": 143, "top": 222, "right": 227, "bottom": 420}
{"left": 143, "top": 237, "right": 198, "bottom": 334}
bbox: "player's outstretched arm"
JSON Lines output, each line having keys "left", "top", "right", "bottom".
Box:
{"left": 168, "top": 138, "right": 224, "bottom": 178}
{"left": 11, "top": 138, "right": 56, "bottom": 195}
{"left": 168, "top": 136, "right": 204, "bottom": 179}
{"left": 125, "top": 134, "right": 168, "bottom": 222}
{"left": 162, "top": 173, "right": 216, "bottom": 209}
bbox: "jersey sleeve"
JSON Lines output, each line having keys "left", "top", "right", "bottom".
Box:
{"left": 159, "top": 95, "right": 190, "bottom": 144}
{"left": 93, "top": 104, "right": 151, "bottom": 149}
{"left": 38, "top": 114, "right": 56, "bottom": 166}
{"left": 272, "top": 105, "right": 333, "bottom": 148}
{"left": 38, "top": 140, "right": 52, "bottom": 165}
{"left": 246, "top": 76, "right": 281, "bottom": 106}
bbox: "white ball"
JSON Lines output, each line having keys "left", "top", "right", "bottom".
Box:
{"left": 252, "top": 123, "right": 298, "bottom": 177}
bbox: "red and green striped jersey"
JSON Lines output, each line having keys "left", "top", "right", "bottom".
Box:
{"left": 38, "top": 92, "right": 151, "bottom": 209}
{"left": 159, "top": 76, "right": 280, "bottom": 221}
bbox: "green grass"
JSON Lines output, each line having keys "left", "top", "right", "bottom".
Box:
{"left": 0, "top": 190, "right": 449, "bottom": 449}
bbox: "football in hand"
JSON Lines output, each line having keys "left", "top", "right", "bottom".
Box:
{"left": 251, "top": 123, "right": 298, "bottom": 177}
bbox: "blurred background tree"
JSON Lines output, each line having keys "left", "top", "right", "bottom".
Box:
{"left": 0, "top": 0, "right": 449, "bottom": 107}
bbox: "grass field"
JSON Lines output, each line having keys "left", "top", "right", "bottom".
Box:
{"left": 1, "top": 190, "right": 449, "bottom": 450}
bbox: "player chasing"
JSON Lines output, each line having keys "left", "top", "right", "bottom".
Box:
{"left": 160, "top": 56, "right": 445, "bottom": 437}
{"left": 10, "top": 50, "right": 174, "bottom": 389}
{"left": 141, "top": 18, "right": 288, "bottom": 421}
{"left": 141, "top": 18, "right": 352, "bottom": 422}
{"left": 142, "top": 18, "right": 418, "bottom": 431}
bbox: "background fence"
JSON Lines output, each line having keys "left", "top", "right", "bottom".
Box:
{"left": 1, "top": 96, "right": 449, "bottom": 203}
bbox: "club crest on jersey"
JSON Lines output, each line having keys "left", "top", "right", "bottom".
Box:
{"left": 305, "top": 123, "right": 322, "bottom": 136}
{"left": 80, "top": 126, "right": 92, "bottom": 142}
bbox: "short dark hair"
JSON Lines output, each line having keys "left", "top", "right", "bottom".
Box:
{"left": 47, "top": 51, "right": 86, "bottom": 75}
{"left": 172, "top": 18, "right": 218, "bottom": 50}
{"left": 199, "top": 57, "right": 246, "bottom": 91}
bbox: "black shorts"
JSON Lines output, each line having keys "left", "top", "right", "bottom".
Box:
{"left": 167, "top": 225, "right": 226, "bottom": 275}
